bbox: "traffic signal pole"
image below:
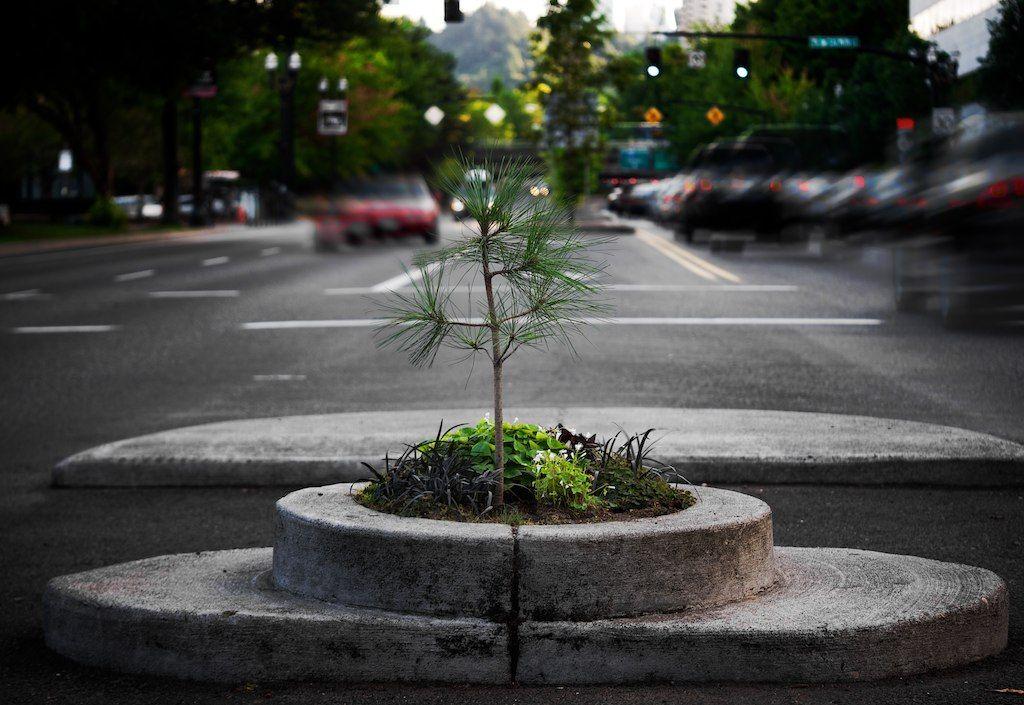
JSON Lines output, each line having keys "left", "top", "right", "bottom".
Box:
{"left": 656, "top": 30, "right": 956, "bottom": 106}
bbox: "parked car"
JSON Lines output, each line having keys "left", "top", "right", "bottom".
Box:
{"left": 303, "top": 175, "right": 440, "bottom": 250}
{"left": 113, "top": 194, "right": 163, "bottom": 221}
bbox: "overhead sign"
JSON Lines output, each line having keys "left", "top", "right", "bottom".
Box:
{"left": 808, "top": 36, "right": 860, "bottom": 49}
{"left": 932, "top": 107, "right": 956, "bottom": 136}
{"left": 706, "top": 106, "right": 725, "bottom": 126}
{"left": 687, "top": 50, "right": 706, "bottom": 69}
{"left": 643, "top": 107, "right": 663, "bottom": 124}
{"left": 317, "top": 99, "right": 348, "bottom": 136}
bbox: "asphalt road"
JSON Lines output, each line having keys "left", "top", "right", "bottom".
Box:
{"left": 2, "top": 217, "right": 1022, "bottom": 704}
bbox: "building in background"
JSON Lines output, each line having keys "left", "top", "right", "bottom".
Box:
{"left": 910, "top": 0, "right": 1000, "bottom": 74}
{"left": 675, "top": 0, "right": 736, "bottom": 30}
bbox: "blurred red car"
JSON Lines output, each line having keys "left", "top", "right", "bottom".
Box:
{"left": 305, "top": 175, "right": 440, "bottom": 250}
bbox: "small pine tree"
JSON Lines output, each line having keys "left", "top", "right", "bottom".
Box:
{"left": 377, "top": 157, "right": 610, "bottom": 506}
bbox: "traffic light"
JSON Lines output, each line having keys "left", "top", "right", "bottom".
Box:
{"left": 645, "top": 46, "right": 662, "bottom": 78}
{"left": 733, "top": 48, "right": 751, "bottom": 79}
{"left": 444, "top": 0, "right": 464, "bottom": 23}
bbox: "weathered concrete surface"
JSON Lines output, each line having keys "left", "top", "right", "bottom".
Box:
{"left": 273, "top": 483, "right": 514, "bottom": 619}
{"left": 43, "top": 548, "right": 510, "bottom": 684}
{"left": 517, "top": 546, "right": 1009, "bottom": 684}
{"left": 53, "top": 408, "right": 1024, "bottom": 487}
{"left": 43, "top": 545, "right": 1007, "bottom": 684}
{"left": 518, "top": 487, "right": 778, "bottom": 620}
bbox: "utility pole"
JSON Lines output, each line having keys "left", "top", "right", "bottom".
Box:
{"left": 190, "top": 97, "right": 204, "bottom": 227}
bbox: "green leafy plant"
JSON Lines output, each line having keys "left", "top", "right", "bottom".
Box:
{"left": 377, "top": 155, "right": 610, "bottom": 507}
{"left": 532, "top": 450, "right": 603, "bottom": 511}
{"left": 86, "top": 197, "right": 127, "bottom": 229}
{"left": 440, "top": 417, "right": 567, "bottom": 483}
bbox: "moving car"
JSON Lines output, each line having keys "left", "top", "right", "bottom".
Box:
{"left": 305, "top": 175, "right": 440, "bottom": 250}
{"left": 676, "top": 140, "right": 792, "bottom": 242}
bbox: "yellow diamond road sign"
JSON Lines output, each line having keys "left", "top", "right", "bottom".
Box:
{"left": 706, "top": 106, "right": 725, "bottom": 126}
{"left": 644, "top": 107, "right": 663, "bottom": 124}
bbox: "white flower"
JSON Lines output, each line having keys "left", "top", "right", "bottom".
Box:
{"left": 575, "top": 442, "right": 583, "bottom": 450}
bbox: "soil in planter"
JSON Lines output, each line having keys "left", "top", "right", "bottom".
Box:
{"left": 355, "top": 486, "right": 697, "bottom": 525}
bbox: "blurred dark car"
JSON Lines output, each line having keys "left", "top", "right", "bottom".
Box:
{"left": 892, "top": 115, "right": 1024, "bottom": 325}
{"left": 609, "top": 181, "right": 658, "bottom": 216}
{"left": 677, "top": 140, "right": 793, "bottom": 242}
{"left": 303, "top": 175, "right": 440, "bottom": 250}
{"left": 654, "top": 173, "right": 689, "bottom": 222}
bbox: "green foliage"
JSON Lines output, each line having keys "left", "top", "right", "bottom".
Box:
{"left": 440, "top": 418, "right": 567, "bottom": 481}
{"left": 978, "top": 0, "right": 1024, "bottom": 109}
{"left": 532, "top": 450, "right": 603, "bottom": 511}
{"left": 593, "top": 454, "right": 687, "bottom": 511}
{"left": 378, "top": 155, "right": 611, "bottom": 368}
{"left": 202, "top": 20, "right": 467, "bottom": 185}
{"left": 532, "top": 0, "right": 611, "bottom": 200}
{"left": 86, "top": 198, "right": 128, "bottom": 229}
{"left": 429, "top": 4, "right": 534, "bottom": 91}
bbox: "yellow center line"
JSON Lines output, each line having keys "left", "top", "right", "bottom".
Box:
{"left": 635, "top": 231, "right": 718, "bottom": 281}
{"left": 636, "top": 227, "right": 743, "bottom": 283}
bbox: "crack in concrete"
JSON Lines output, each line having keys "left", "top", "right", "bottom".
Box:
{"left": 508, "top": 525, "right": 521, "bottom": 684}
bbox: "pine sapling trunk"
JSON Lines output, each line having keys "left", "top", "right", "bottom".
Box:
{"left": 481, "top": 224, "right": 505, "bottom": 507}
{"left": 491, "top": 349, "right": 505, "bottom": 508}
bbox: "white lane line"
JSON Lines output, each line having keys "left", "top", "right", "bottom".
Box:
{"left": 201, "top": 256, "right": 230, "bottom": 266}
{"left": 114, "top": 269, "right": 155, "bottom": 282}
{"left": 324, "top": 287, "right": 375, "bottom": 296}
{"left": 612, "top": 284, "right": 799, "bottom": 292}
{"left": 243, "top": 317, "right": 881, "bottom": 330}
{"left": 253, "top": 374, "right": 307, "bottom": 381}
{"left": 260, "top": 247, "right": 282, "bottom": 257}
{"left": 589, "top": 317, "right": 883, "bottom": 326}
{"left": 370, "top": 262, "right": 440, "bottom": 293}
{"left": 12, "top": 325, "right": 120, "bottom": 334}
{"left": 149, "top": 290, "right": 240, "bottom": 298}
{"left": 324, "top": 284, "right": 799, "bottom": 296}
{"left": 245, "top": 319, "right": 388, "bottom": 329}
{"left": 2, "top": 288, "right": 50, "bottom": 300}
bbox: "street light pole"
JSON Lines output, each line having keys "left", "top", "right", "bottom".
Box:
{"left": 190, "top": 97, "right": 204, "bottom": 227}
{"left": 265, "top": 51, "right": 301, "bottom": 193}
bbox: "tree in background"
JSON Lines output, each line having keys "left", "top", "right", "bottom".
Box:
{"left": 201, "top": 19, "right": 466, "bottom": 186}
{"left": 978, "top": 0, "right": 1024, "bottom": 110}
{"left": 532, "top": 0, "right": 611, "bottom": 201}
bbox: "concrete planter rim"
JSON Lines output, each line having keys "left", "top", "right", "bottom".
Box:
{"left": 301, "top": 482, "right": 742, "bottom": 532}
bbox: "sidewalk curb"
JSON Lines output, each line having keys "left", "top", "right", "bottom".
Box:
{"left": 0, "top": 224, "right": 242, "bottom": 258}
{"left": 52, "top": 407, "right": 1024, "bottom": 488}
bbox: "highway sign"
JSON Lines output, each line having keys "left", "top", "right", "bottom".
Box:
{"left": 808, "top": 36, "right": 860, "bottom": 49}
{"left": 706, "top": 106, "right": 725, "bottom": 126}
{"left": 317, "top": 100, "right": 348, "bottom": 136}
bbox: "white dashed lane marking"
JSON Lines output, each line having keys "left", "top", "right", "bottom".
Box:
{"left": 149, "top": 290, "right": 240, "bottom": 298}
{"left": 2, "top": 289, "right": 51, "bottom": 300}
{"left": 259, "top": 247, "right": 282, "bottom": 257}
{"left": 114, "top": 269, "right": 155, "bottom": 282}
{"left": 201, "top": 256, "right": 230, "bottom": 267}
{"left": 370, "top": 262, "right": 440, "bottom": 293}
{"left": 12, "top": 325, "right": 120, "bottom": 334}
{"left": 253, "top": 374, "right": 307, "bottom": 381}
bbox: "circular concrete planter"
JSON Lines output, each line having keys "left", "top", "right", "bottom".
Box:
{"left": 272, "top": 484, "right": 514, "bottom": 619}
{"left": 272, "top": 484, "right": 778, "bottom": 621}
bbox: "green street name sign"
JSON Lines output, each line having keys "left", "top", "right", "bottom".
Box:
{"left": 808, "top": 35, "right": 860, "bottom": 49}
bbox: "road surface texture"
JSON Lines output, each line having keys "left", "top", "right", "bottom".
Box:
{"left": 2, "top": 217, "right": 1022, "bottom": 704}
